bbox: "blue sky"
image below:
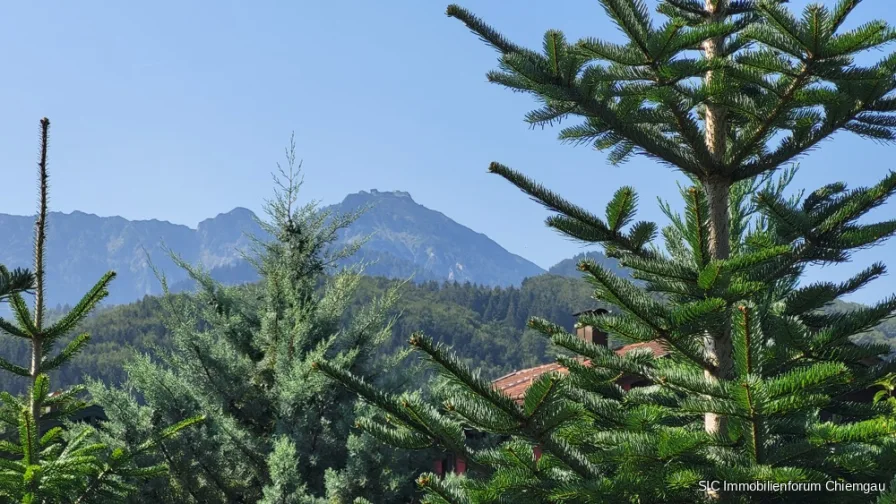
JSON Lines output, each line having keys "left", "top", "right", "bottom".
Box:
{"left": 1, "top": 1, "right": 895, "bottom": 304}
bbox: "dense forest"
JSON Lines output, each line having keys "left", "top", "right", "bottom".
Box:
{"left": 0, "top": 272, "right": 601, "bottom": 395}
{"left": 2, "top": 270, "right": 892, "bottom": 398}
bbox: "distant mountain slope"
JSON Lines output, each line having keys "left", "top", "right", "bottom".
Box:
{"left": 328, "top": 190, "right": 544, "bottom": 286}
{"left": 0, "top": 190, "right": 544, "bottom": 307}
{"left": 0, "top": 208, "right": 263, "bottom": 308}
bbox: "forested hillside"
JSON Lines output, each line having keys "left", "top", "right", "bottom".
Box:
{"left": 0, "top": 273, "right": 600, "bottom": 395}
{"left": 2, "top": 269, "right": 891, "bottom": 399}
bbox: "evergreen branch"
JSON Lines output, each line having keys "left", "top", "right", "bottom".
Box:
{"left": 445, "top": 5, "right": 530, "bottom": 55}
{"left": 32, "top": 118, "right": 51, "bottom": 333}
{"left": 825, "top": 296, "right": 896, "bottom": 343}
{"left": 0, "top": 266, "right": 34, "bottom": 302}
{"left": 730, "top": 66, "right": 811, "bottom": 170}
{"left": 0, "top": 317, "right": 30, "bottom": 339}
{"left": 816, "top": 171, "right": 896, "bottom": 235}
{"left": 755, "top": 189, "right": 813, "bottom": 236}
{"left": 489, "top": 162, "right": 655, "bottom": 256}
{"left": 19, "top": 408, "right": 38, "bottom": 467}
{"left": 521, "top": 372, "right": 563, "bottom": 418}
{"left": 73, "top": 415, "right": 204, "bottom": 504}
{"left": 620, "top": 256, "right": 697, "bottom": 285}
{"left": 597, "top": 0, "right": 652, "bottom": 58}
{"left": 416, "top": 472, "right": 472, "bottom": 504}
{"left": 0, "top": 356, "right": 30, "bottom": 378}
{"left": 664, "top": 0, "right": 709, "bottom": 18}
{"left": 755, "top": 1, "right": 810, "bottom": 55}
{"left": 539, "top": 432, "right": 601, "bottom": 479}
{"left": 41, "top": 386, "right": 86, "bottom": 410}
{"left": 41, "top": 333, "right": 91, "bottom": 372}
{"left": 409, "top": 333, "right": 524, "bottom": 419}
{"left": 7, "top": 294, "right": 38, "bottom": 339}
{"left": 563, "top": 388, "right": 626, "bottom": 428}
{"left": 575, "top": 38, "right": 647, "bottom": 66}
{"left": 42, "top": 272, "right": 116, "bottom": 343}
{"left": 659, "top": 88, "right": 717, "bottom": 169}
{"left": 765, "top": 362, "right": 851, "bottom": 400}
{"left": 579, "top": 259, "right": 669, "bottom": 331}
{"left": 686, "top": 187, "right": 710, "bottom": 268}
{"left": 803, "top": 182, "right": 848, "bottom": 212}
{"left": 739, "top": 83, "right": 896, "bottom": 180}
{"left": 488, "top": 162, "right": 611, "bottom": 238}
{"left": 784, "top": 262, "right": 886, "bottom": 316}
{"left": 829, "top": 0, "right": 860, "bottom": 34}
{"left": 576, "top": 96, "right": 703, "bottom": 172}
{"left": 314, "top": 360, "right": 449, "bottom": 442}
{"left": 606, "top": 186, "right": 637, "bottom": 233}
{"left": 354, "top": 417, "right": 433, "bottom": 449}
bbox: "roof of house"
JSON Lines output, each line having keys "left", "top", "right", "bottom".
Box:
{"left": 492, "top": 338, "right": 884, "bottom": 403}
{"left": 492, "top": 340, "right": 669, "bottom": 402}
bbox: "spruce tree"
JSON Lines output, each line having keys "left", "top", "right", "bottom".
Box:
{"left": 89, "top": 137, "right": 429, "bottom": 503}
{"left": 0, "top": 118, "right": 200, "bottom": 503}
{"left": 317, "top": 2, "right": 896, "bottom": 502}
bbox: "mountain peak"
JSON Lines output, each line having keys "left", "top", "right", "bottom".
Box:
{"left": 343, "top": 189, "right": 415, "bottom": 204}
{"left": 327, "top": 191, "right": 544, "bottom": 287}
{"left": 197, "top": 207, "right": 258, "bottom": 228}
{"left": 212, "top": 206, "right": 256, "bottom": 220}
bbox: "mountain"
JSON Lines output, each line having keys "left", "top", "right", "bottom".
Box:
{"left": 0, "top": 208, "right": 264, "bottom": 308}
{"left": 0, "top": 190, "right": 544, "bottom": 307}
{"left": 328, "top": 190, "right": 544, "bottom": 286}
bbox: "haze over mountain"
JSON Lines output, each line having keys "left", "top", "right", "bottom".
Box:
{"left": 0, "top": 190, "right": 548, "bottom": 307}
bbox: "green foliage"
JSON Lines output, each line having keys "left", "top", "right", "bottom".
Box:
{"left": 0, "top": 266, "right": 33, "bottom": 303}
{"left": 0, "top": 269, "right": 607, "bottom": 397}
{"left": 0, "top": 118, "right": 199, "bottom": 503}
{"left": 322, "top": 168, "right": 896, "bottom": 503}
{"left": 89, "top": 140, "right": 432, "bottom": 503}
{"left": 446, "top": 0, "right": 896, "bottom": 180}
{"left": 318, "top": 2, "right": 896, "bottom": 502}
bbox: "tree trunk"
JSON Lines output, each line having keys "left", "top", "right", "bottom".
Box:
{"left": 701, "top": 2, "right": 733, "bottom": 501}
{"left": 702, "top": 0, "right": 731, "bottom": 429}
{"left": 703, "top": 179, "right": 733, "bottom": 436}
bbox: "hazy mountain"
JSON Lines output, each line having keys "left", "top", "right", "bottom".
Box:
{"left": 0, "top": 190, "right": 544, "bottom": 307}
{"left": 329, "top": 190, "right": 544, "bottom": 286}
{"left": 0, "top": 208, "right": 265, "bottom": 308}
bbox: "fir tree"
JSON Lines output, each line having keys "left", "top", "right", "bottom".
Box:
{"left": 317, "top": 2, "right": 896, "bottom": 502}
{"left": 89, "top": 136, "right": 429, "bottom": 503}
{"left": 0, "top": 118, "right": 200, "bottom": 503}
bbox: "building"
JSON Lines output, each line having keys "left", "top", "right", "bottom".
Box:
{"left": 491, "top": 309, "right": 663, "bottom": 400}
{"left": 432, "top": 308, "right": 882, "bottom": 478}
{"left": 40, "top": 391, "right": 108, "bottom": 434}
{"left": 433, "top": 308, "right": 667, "bottom": 477}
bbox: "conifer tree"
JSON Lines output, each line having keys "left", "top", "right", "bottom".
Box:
{"left": 89, "top": 136, "right": 429, "bottom": 503}
{"left": 317, "top": 2, "right": 896, "bottom": 502}
{"left": 0, "top": 118, "right": 200, "bottom": 503}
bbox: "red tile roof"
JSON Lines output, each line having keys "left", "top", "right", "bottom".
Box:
{"left": 492, "top": 341, "right": 668, "bottom": 401}
{"left": 615, "top": 341, "right": 667, "bottom": 357}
